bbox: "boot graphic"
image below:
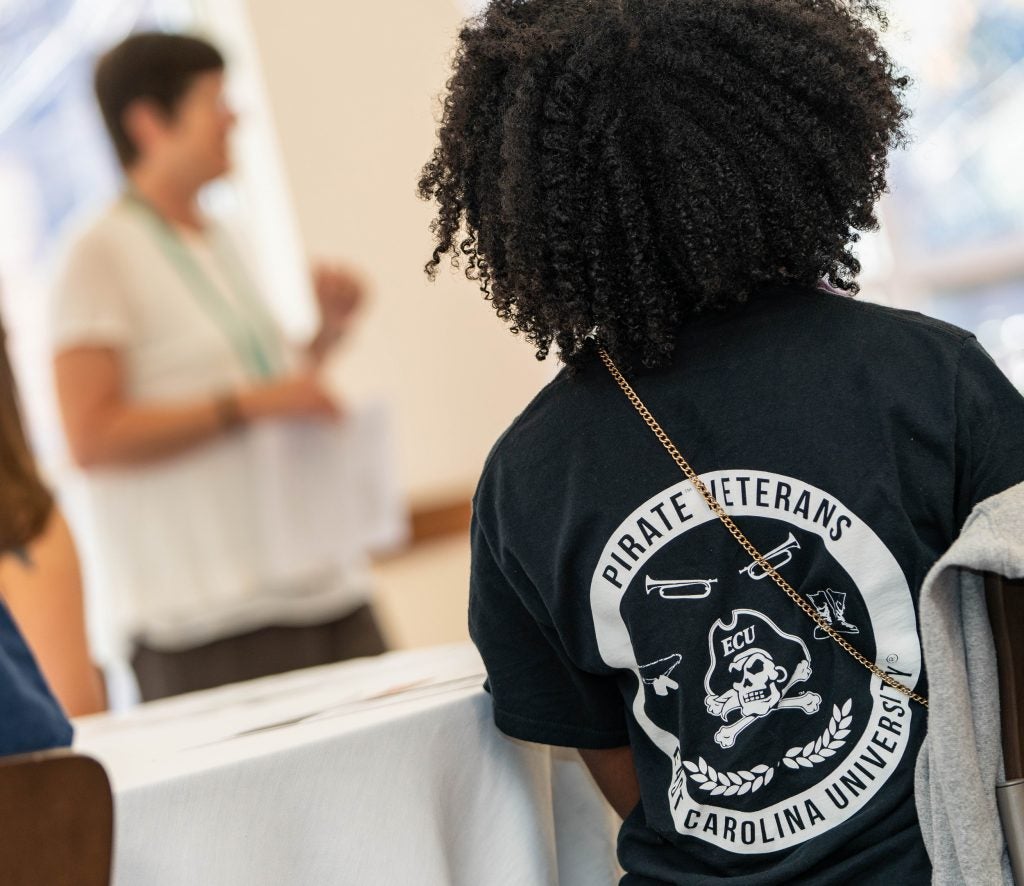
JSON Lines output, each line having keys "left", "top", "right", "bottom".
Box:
{"left": 807, "top": 588, "right": 860, "bottom": 640}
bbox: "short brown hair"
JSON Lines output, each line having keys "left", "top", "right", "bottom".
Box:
{"left": 94, "top": 32, "right": 225, "bottom": 168}
{"left": 0, "top": 320, "right": 53, "bottom": 552}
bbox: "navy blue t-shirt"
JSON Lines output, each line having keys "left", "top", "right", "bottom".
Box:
{"left": 0, "top": 591, "right": 73, "bottom": 756}
{"left": 469, "top": 287, "right": 1024, "bottom": 885}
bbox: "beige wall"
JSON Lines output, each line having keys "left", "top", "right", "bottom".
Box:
{"left": 241, "top": 0, "right": 553, "bottom": 503}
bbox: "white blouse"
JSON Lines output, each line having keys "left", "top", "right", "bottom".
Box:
{"left": 51, "top": 201, "right": 404, "bottom": 650}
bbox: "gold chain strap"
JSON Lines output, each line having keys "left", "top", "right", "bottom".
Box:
{"left": 598, "top": 349, "right": 928, "bottom": 709}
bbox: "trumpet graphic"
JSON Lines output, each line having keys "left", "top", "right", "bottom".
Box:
{"left": 738, "top": 532, "right": 801, "bottom": 581}
{"left": 645, "top": 576, "right": 718, "bottom": 599}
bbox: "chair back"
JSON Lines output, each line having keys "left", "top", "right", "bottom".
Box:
{"left": 985, "top": 574, "right": 1024, "bottom": 780}
{"left": 0, "top": 750, "right": 113, "bottom": 886}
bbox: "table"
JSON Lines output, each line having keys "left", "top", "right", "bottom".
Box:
{"left": 74, "top": 643, "right": 619, "bottom": 886}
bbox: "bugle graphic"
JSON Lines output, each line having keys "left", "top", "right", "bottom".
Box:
{"left": 738, "top": 532, "right": 801, "bottom": 580}
{"left": 645, "top": 576, "right": 718, "bottom": 599}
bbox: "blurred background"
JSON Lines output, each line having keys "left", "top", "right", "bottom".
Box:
{"left": 857, "top": 0, "right": 1024, "bottom": 387}
{"left": 0, "top": 0, "right": 1020, "bottom": 677}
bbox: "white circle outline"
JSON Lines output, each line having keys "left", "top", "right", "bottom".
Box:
{"left": 589, "top": 469, "right": 922, "bottom": 853}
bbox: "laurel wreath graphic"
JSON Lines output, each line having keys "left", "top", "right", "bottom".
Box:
{"left": 681, "top": 698, "right": 854, "bottom": 793}
{"left": 683, "top": 759, "right": 776, "bottom": 797}
{"left": 781, "top": 699, "right": 853, "bottom": 769}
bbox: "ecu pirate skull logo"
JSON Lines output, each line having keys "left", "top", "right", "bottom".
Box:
{"left": 704, "top": 609, "right": 822, "bottom": 749}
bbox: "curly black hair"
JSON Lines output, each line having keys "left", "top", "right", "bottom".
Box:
{"left": 418, "top": 0, "right": 909, "bottom": 369}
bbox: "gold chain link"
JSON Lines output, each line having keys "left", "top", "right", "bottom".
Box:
{"left": 597, "top": 349, "right": 927, "bottom": 709}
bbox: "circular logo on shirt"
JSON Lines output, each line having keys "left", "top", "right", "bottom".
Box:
{"left": 589, "top": 470, "right": 922, "bottom": 853}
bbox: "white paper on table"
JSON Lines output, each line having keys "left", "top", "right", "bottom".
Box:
{"left": 247, "top": 399, "right": 410, "bottom": 585}
{"left": 74, "top": 399, "right": 409, "bottom": 649}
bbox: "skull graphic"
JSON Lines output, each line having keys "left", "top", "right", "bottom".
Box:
{"left": 703, "top": 609, "right": 822, "bottom": 749}
{"left": 729, "top": 648, "right": 787, "bottom": 717}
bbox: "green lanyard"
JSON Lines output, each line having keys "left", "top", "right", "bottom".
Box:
{"left": 124, "top": 192, "right": 284, "bottom": 380}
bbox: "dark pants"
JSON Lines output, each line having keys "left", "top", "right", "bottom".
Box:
{"left": 131, "top": 603, "right": 388, "bottom": 702}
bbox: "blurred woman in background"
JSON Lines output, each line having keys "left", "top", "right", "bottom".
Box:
{"left": 53, "top": 33, "right": 387, "bottom": 702}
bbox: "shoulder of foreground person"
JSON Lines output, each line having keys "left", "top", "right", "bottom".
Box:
{"left": 474, "top": 289, "right": 988, "bottom": 509}
{"left": 787, "top": 287, "right": 973, "bottom": 343}
{"left": 0, "top": 508, "right": 105, "bottom": 718}
{"left": 474, "top": 360, "right": 605, "bottom": 491}
{"left": 0, "top": 586, "right": 75, "bottom": 754}
{"left": 482, "top": 290, "right": 976, "bottom": 443}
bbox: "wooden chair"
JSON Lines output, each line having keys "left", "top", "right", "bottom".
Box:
{"left": 986, "top": 574, "right": 1024, "bottom": 781}
{"left": 986, "top": 574, "right": 1024, "bottom": 882}
{"left": 0, "top": 750, "right": 113, "bottom": 886}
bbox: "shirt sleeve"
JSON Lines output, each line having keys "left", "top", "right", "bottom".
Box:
{"left": 469, "top": 510, "right": 629, "bottom": 749}
{"left": 954, "top": 335, "right": 1024, "bottom": 526}
{"left": 50, "top": 232, "right": 136, "bottom": 352}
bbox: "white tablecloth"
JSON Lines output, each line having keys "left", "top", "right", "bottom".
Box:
{"left": 74, "top": 643, "right": 619, "bottom": 886}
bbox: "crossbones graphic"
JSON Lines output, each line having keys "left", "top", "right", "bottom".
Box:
{"left": 705, "top": 647, "right": 821, "bottom": 749}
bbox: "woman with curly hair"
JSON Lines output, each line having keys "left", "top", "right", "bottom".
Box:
{"left": 421, "top": 0, "right": 1024, "bottom": 882}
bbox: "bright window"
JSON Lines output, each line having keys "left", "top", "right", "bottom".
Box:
{"left": 0, "top": 0, "right": 311, "bottom": 675}
{"left": 859, "top": 0, "right": 1024, "bottom": 386}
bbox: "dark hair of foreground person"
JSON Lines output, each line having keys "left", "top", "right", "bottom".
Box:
{"left": 419, "top": 0, "right": 908, "bottom": 369}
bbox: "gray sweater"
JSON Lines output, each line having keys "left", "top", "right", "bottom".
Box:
{"left": 916, "top": 480, "right": 1024, "bottom": 885}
